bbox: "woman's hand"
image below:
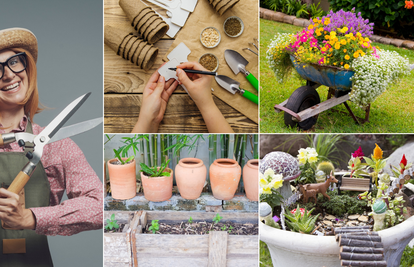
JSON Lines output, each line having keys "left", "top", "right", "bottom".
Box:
{"left": 175, "top": 62, "right": 215, "bottom": 110}
{"left": 176, "top": 62, "right": 234, "bottom": 133}
{"left": 132, "top": 66, "right": 178, "bottom": 133}
{"left": 0, "top": 188, "right": 35, "bottom": 230}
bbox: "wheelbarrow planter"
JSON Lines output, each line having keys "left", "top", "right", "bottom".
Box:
{"left": 274, "top": 55, "right": 370, "bottom": 130}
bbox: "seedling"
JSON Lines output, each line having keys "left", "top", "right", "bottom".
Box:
{"left": 188, "top": 216, "right": 193, "bottom": 224}
{"left": 213, "top": 213, "right": 222, "bottom": 224}
{"left": 148, "top": 220, "right": 159, "bottom": 234}
{"left": 105, "top": 214, "right": 120, "bottom": 231}
{"left": 140, "top": 159, "right": 171, "bottom": 177}
{"left": 228, "top": 225, "right": 234, "bottom": 233}
{"left": 221, "top": 225, "right": 227, "bottom": 231}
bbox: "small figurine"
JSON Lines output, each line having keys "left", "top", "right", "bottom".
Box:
{"left": 304, "top": 171, "right": 338, "bottom": 200}
{"left": 298, "top": 184, "right": 317, "bottom": 204}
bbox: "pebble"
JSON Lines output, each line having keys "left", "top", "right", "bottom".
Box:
{"left": 348, "top": 214, "right": 360, "bottom": 220}
{"left": 324, "top": 214, "right": 336, "bottom": 220}
{"left": 358, "top": 215, "right": 369, "bottom": 222}
{"left": 346, "top": 220, "right": 358, "bottom": 226}
{"left": 323, "top": 220, "right": 333, "bottom": 226}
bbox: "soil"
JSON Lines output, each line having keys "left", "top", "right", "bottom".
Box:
{"left": 109, "top": 159, "right": 134, "bottom": 165}
{"left": 143, "top": 221, "right": 258, "bottom": 235}
{"left": 104, "top": 223, "right": 126, "bottom": 233}
{"left": 199, "top": 53, "right": 218, "bottom": 71}
{"left": 224, "top": 18, "right": 242, "bottom": 36}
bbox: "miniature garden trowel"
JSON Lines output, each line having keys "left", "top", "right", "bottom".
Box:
{"left": 224, "top": 49, "right": 258, "bottom": 91}
{"left": 215, "top": 75, "right": 258, "bottom": 104}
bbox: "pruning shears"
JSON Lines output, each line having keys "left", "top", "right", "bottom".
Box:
{"left": 0, "top": 93, "right": 102, "bottom": 194}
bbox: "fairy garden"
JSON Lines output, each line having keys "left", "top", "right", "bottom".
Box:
{"left": 260, "top": 135, "right": 414, "bottom": 235}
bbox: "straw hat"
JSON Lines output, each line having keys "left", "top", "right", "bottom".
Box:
{"left": 0, "top": 28, "right": 38, "bottom": 62}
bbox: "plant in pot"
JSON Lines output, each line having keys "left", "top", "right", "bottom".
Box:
{"left": 107, "top": 147, "right": 136, "bottom": 200}
{"left": 140, "top": 159, "right": 173, "bottom": 202}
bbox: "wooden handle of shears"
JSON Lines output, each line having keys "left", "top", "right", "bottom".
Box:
{"left": 7, "top": 172, "right": 31, "bottom": 194}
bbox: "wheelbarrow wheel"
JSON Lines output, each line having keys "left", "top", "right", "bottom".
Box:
{"left": 284, "top": 85, "right": 320, "bottom": 130}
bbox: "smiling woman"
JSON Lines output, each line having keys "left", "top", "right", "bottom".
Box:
{"left": 0, "top": 28, "right": 103, "bottom": 267}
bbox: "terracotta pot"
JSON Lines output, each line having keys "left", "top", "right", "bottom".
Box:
{"left": 243, "top": 159, "right": 259, "bottom": 201}
{"left": 107, "top": 158, "right": 136, "bottom": 200}
{"left": 141, "top": 168, "right": 173, "bottom": 202}
{"left": 175, "top": 158, "right": 207, "bottom": 200}
{"left": 210, "top": 158, "right": 241, "bottom": 200}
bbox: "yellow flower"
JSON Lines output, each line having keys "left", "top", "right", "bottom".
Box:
{"left": 345, "top": 55, "right": 350, "bottom": 60}
{"left": 321, "top": 47, "right": 327, "bottom": 52}
{"left": 313, "top": 18, "right": 318, "bottom": 23}
{"left": 316, "top": 31, "right": 322, "bottom": 36}
{"left": 343, "top": 49, "right": 347, "bottom": 53}
{"left": 329, "top": 48, "right": 333, "bottom": 52}
{"left": 262, "top": 186, "right": 272, "bottom": 194}
{"left": 340, "top": 39, "right": 347, "bottom": 45}
{"left": 353, "top": 52, "right": 359, "bottom": 58}
{"left": 373, "top": 143, "right": 383, "bottom": 160}
{"left": 308, "top": 24, "right": 314, "bottom": 30}
{"left": 360, "top": 52, "right": 365, "bottom": 57}
{"left": 333, "top": 62, "right": 337, "bottom": 65}
{"left": 364, "top": 37, "right": 370, "bottom": 42}
{"left": 324, "top": 19, "right": 330, "bottom": 25}
{"left": 356, "top": 32, "right": 362, "bottom": 37}
{"left": 325, "top": 35, "right": 330, "bottom": 40}
{"left": 334, "top": 43, "right": 341, "bottom": 50}
{"left": 344, "top": 64, "right": 350, "bottom": 69}
{"left": 330, "top": 31, "right": 337, "bottom": 37}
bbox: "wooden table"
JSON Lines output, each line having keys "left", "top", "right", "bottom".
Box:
{"left": 104, "top": 0, "right": 258, "bottom": 133}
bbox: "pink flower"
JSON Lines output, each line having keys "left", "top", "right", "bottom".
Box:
{"left": 300, "top": 34, "right": 308, "bottom": 43}
{"left": 291, "top": 208, "right": 306, "bottom": 216}
{"left": 352, "top": 146, "right": 364, "bottom": 159}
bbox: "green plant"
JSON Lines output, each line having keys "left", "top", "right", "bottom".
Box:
{"left": 188, "top": 217, "right": 193, "bottom": 224}
{"left": 112, "top": 134, "right": 147, "bottom": 165}
{"left": 386, "top": 135, "right": 407, "bottom": 150}
{"left": 304, "top": 134, "right": 350, "bottom": 166}
{"left": 316, "top": 161, "right": 335, "bottom": 176}
{"left": 286, "top": 0, "right": 309, "bottom": 18}
{"left": 213, "top": 213, "right": 223, "bottom": 224}
{"left": 140, "top": 159, "right": 171, "bottom": 177}
{"left": 113, "top": 149, "right": 134, "bottom": 165}
{"left": 260, "top": 169, "right": 284, "bottom": 208}
{"left": 320, "top": 190, "right": 368, "bottom": 216}
{"left": 105, "top": 214, "right": 120, "bottom": 231}
{"left": 284, "top": 205, "right": 319, "bottom": 234}
{"left": 307, "top": 2, "right": 325, "bottom": 18}
{"left": 221, "top": 225, "right": 227, "bottom": 231}
{"left": 400, "top": 244, "right": 414, "bottom": 266}
{"left": 148, "top": 220, "right": 159, "bottom": 234}
{"left": 228, "top": 225, "right": 234, "bottom": 233}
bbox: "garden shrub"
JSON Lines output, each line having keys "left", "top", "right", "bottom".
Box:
{"left": 400, "top": 244, "right": 414, "bottom": 266}
{"left": 328, "top": 0, "right": 414, "bottom": 38}
{"left": 261, "top": 0, "right": 326, "bottom": 19}
{"left": 318, "top": 189, "right": 369, "bottom": 216}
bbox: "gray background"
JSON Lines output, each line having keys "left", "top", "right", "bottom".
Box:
{"left": 1, "top": 0, "right": 103, "bottom": 266}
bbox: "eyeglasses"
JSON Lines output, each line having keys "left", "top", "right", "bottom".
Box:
{"left": 0, "top": 52, "right": 27, "bottom": 79}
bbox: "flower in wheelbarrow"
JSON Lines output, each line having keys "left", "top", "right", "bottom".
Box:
{"left": 344, "top": 64, "right": 350, "bottom": 69}
{"left": 405, "top": 0, "right": 413, "bottom": 9}
{"left": 373, "top": 143, "right": 383, "bottom": 160}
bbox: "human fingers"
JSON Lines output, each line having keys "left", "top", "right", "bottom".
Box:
{"left": 176, "top": 61, "right": 207, "bottom": 72}
{"left": 152, "top": 75, "right": 166, "bottom": 97}
{"left": 176, "top": 68, "right": 193, "bottom": 86}
{"left": 165, "top": 80, "right": 179, "bottom": 97}
{"left": 165, "top": 77, "right": 176, "bottom": 89}
{"left": 148, "top": 67, "right": 161, "bottom": 84}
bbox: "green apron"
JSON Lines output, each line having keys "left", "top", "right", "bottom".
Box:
{"left": 0, "top": 121, "right": 53, "bottom": 266}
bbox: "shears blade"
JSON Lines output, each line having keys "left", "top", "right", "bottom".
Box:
{"left": 49, "top": 117, "right": 102, "bottom": 144}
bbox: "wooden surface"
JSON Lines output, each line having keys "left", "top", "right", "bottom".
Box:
{"left": 104, "top": 0, "right": 258, "bottom": 133}
{"left": 208, "top": 231, "right": 228, "bottom": 267}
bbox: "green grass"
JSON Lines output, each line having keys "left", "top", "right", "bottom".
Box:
{"left": 260, "top": 241, "right": 273, "bottom": 267}
{"left": 260, "top": 19, "right": 414, "bottom": 133}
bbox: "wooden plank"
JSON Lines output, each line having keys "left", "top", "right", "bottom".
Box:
{"left": 208, "top": 231, "right": 228, "bottom": 267}
{"left": 296, "top": 94, "right": 350, "bottom": 121}
{"left": 104, "top": 211, "right": 134, "bottom": 223}
{"left": 145, "top": 211, "right": 258, "bottom": 224}
{"left": 104, "top": 94, "right": 258, "bottom": 133}
{"left": 136, "top": 258, "right": 207, "bottom": 267}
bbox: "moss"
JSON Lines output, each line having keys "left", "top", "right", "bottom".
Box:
{"left": 319, "top": 189, "right": 369, "bottom": 216}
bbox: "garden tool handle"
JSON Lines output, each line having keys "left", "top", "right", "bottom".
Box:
{"left": 7, "top": 161, "right": 37, "bottom": 194}
{"left": 246, "top": 73, "right": 258, "bottom": 91}
{"left": 0, "top": 133, "right": 16, "bottom": 146}
{"left": 8, "top": 172, "right": 30, "bottom": 194}
{"left": 241, "top": 90, "right": 258, "bottom": 104}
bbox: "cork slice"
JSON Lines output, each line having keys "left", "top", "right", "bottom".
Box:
{"left": 104, "top": 24, "right": 134, "bottom": 54}
{"left": 138, "top": 13, "right": 160, "bottom": 37}
{"left": 142, "top": 46, "right": 159, "bottom": 71}
{"left": 133, "top": 8, "right": 153, "bottom": 29}
{"left": 119, "top": 0, "right": 150, "bottom": 23}
{"left": 147, "top": 21, "right": 169, "bottom": 45}
{"left": 137, "top": 43, "right": 152, "bottom": 68}
{"left": 120, "top": 34, "right": 135, "bottom": 59}
{"left": 143, "top": 17, "right": 162, "bottom": 40}
{"left": 128, "top": 39, "right": 143, "bottom": 63}
{"left": 124, "top": 36, "right": 139, "bottom": 60}
{"left": 218, "top": 0, "right": 240, "bottom": 15}
{"left": 136, "top": 11, "right": 156, "bottom": 34}
{"left": 132, "top": 41, "right": 147, "bottom": 65}
{"left": 216, "top": 0, "right": 231, "bottom": 11}
{"left": 212, "top": 0, "right": 224, "bottom": 8}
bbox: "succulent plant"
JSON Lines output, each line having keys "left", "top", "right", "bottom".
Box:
{"left": 317, "top": 161, "right": 335, "bottom": 176}
{"left": 284, "top": 205, "right": 320, "bottom": 234}
{"left": 372, "top": 199, "right": 387, "bottom": 214}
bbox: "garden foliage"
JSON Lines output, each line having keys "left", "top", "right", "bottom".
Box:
{"left": 261, "top": 0, "right": 326, "bottom": 18}
{"left": 328, "top": 0, "right": 414, "bottom": 38}
{"left": 320, "top": 190, "right": 368, "bottom": 216}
